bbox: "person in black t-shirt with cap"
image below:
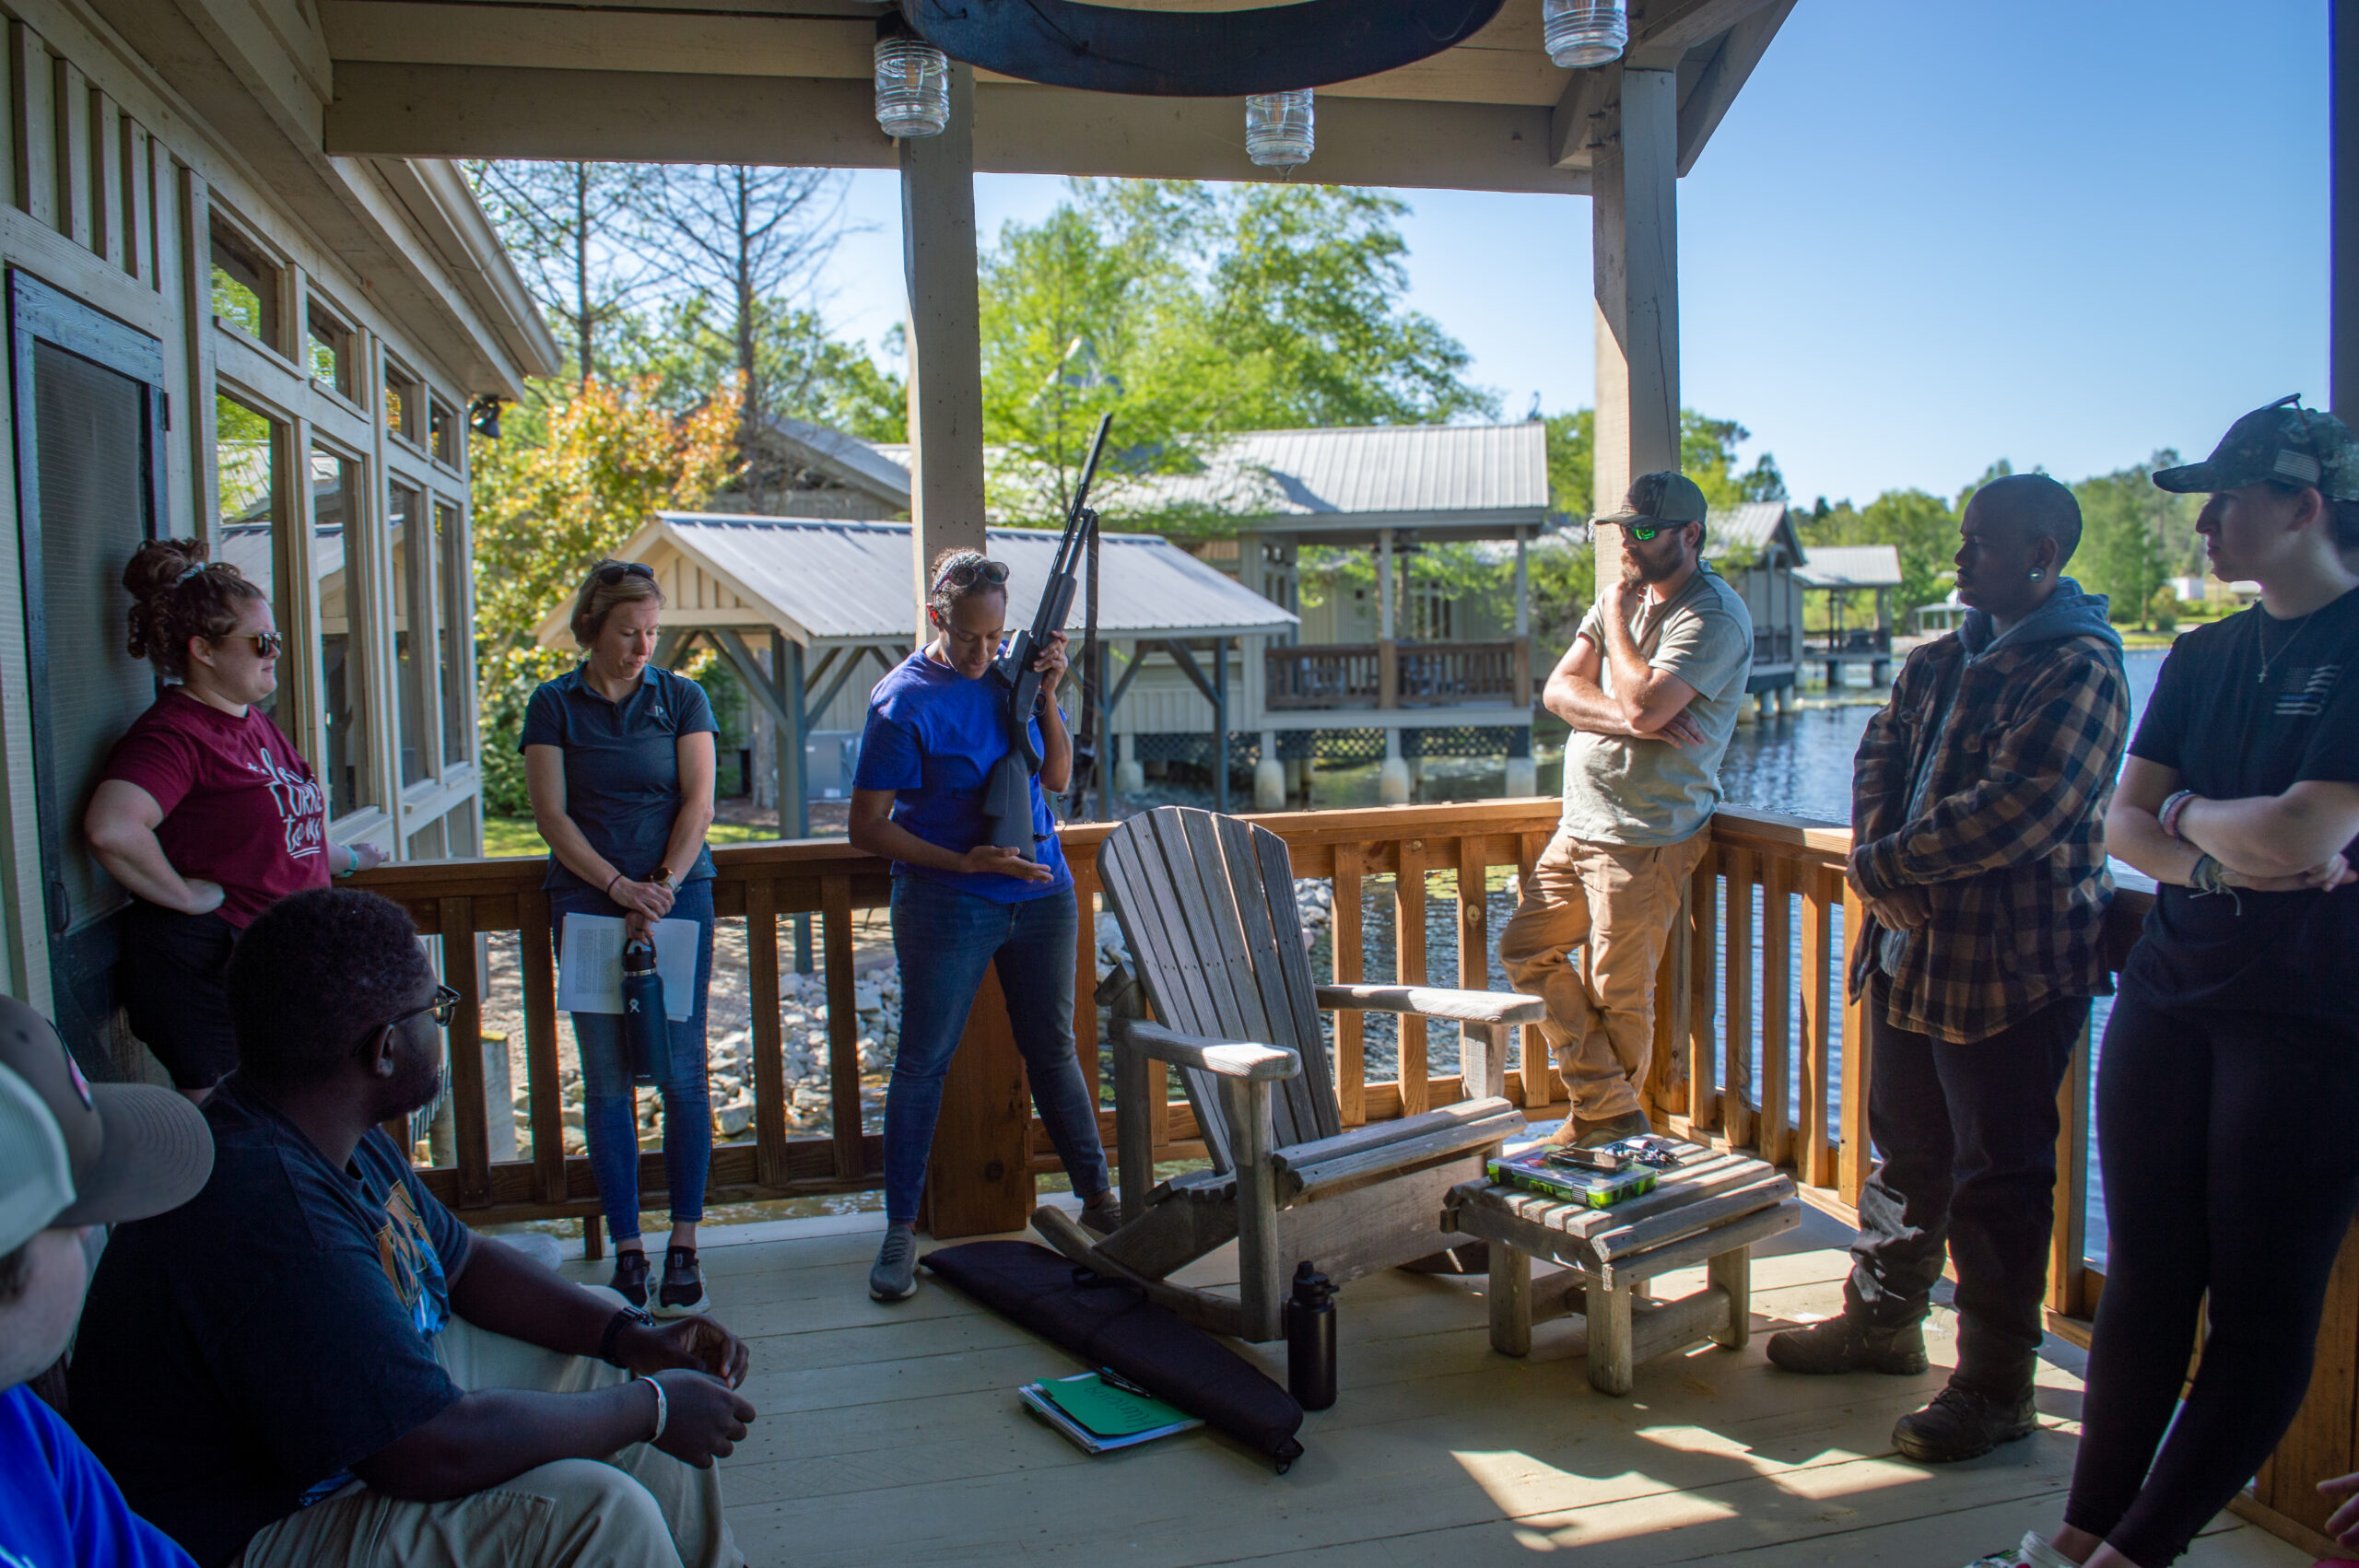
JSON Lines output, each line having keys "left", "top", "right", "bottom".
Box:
{"left": 1986, "top": 397, "right": 2359, "bottom": 1568}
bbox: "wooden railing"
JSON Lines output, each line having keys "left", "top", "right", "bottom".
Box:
{"left": 1265, "top": 643, "right": 1381, "bottom": 708}
{"left": 1394, "top": 638, "right": 1520, "bottom": 705}
{"left": 1752, "top": 627, "right": 1796, "bottom": 665}
{"left": 358, "top": 800, "right": 2124, "bottom": 1322}
{"left": 1264, "top": 639, "right": 1528, "bottom": 710}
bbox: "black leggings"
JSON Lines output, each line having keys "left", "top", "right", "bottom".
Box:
{"left": 2065, "top": 983, "right": 2359, "bottom": 1566}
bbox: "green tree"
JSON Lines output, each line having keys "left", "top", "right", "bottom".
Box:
{"left": 976, "top": 180, "right": 1496, "bottom": 526}
{"left": 2074, "top": 459, "right": 2174, "bottom": 629}
{"left": 466, "top": 160, "right": 658, "bottom": 386}
{"left": 469, "top": 377, "right": 741, "bottom": 813}
{"left": 610, "top": 295, "right": 905, "bottom": 443}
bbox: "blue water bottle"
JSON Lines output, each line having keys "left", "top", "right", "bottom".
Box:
{"left": 620, "top": 938, "right": 669, "bottom": 1087}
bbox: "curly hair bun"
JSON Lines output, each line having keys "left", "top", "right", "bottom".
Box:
{"left": 123, "top": 537, "right": 261, "bottom": 677}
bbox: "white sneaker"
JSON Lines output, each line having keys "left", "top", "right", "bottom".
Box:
{"left": 1960, "top": 1533, "right": 2078, "bottom": 1568}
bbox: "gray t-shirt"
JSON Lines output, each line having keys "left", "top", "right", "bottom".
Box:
{"left": 1559, "top": 566, "right": 1755, "bottom": 847}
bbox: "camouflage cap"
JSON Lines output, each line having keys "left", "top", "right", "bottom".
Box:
{"left": 1598, "top": 472, "right": 1710, "bottom": 526}
{"left": 2153, "top": 395, "right": 2359, "bottom": 500}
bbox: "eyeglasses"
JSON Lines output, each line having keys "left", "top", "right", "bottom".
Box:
{"left": 592, "top": 561, "right": 656, "bottom": 587}
{"left": 381, "top": 984, "right": 461, "bottom": 1036}
{"left": 932, "top": 556, "right": 1010, "bottom": 593}
{"left": 224, "top": 631, "right": 285, "bottom": 657}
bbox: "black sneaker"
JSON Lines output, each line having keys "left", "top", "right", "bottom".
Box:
{"left": 608, "top": 1246, "right": 651, "bottom": 1310}
{"left": 1766, "top": 1314, "right": 1930, "bottom": 1375}
{"left": 655, "top": 1246, "right": 709, "bottom": 1318}
{"left": 1893, "top": 1381, "right": 2038, "bottom": 1463}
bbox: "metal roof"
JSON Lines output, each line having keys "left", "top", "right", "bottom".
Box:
{"left": 1707, "top": 501, "right": 1797, "bottom": 552}
{"left": 1795, "top": 544, "right": 1905, "bottom": 591}
{"left": 548, "top": 514, "right": 1297, "bottom": 647}
{"left": 1125, "top": 422, "right": 1549, "bottom": 530}
{"left": 759, "top": 415, "right": 913, "bottom": 509}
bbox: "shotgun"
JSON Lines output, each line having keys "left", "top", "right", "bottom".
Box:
{"left": 979, "top": 413, "right": 1112, "bottom": 861}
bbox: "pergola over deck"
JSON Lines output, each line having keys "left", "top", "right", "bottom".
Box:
{"left": 1794, "top": 543, "right": 1904, "bottom": 684}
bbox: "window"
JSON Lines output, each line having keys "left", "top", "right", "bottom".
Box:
{"left": 217, "top": 393, "right": 281, "bottom": 720}
{"left": 210, "top": 219, "right": 278, "bottom": 347}
{"left": 308, "top": 306, "right": 353, "bottom": 398}
{"left": 311, "top": 449, "right": 370, "bottom": 816}
{"left": 435, "top": 502, "right": 467, "bottom": 766}
{"left": 391, "top": 482, "right": 429, "bottom": 787}
{"left": 429, "top": 399, "right": 458, "bottom": 467}
{"left": 384, "top": 361, "right": 421, "bottom": 445}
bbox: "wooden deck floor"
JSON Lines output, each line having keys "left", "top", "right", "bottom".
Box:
{"left": 561, "top": 1206, "right": 2308, "bottom": 1568}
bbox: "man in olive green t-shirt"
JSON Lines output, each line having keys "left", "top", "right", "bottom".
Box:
{"left": 1500, "top": 473, "right": 1755, "bottom": 1148}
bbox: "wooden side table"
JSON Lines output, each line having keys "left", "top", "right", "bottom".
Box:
{"left": 1446, "top": 1147, "right": 1801, "bottom": 1395}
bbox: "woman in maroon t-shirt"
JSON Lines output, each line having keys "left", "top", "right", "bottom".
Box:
{"left": 86, "top": 540, "right": 387, "bottom": 1098}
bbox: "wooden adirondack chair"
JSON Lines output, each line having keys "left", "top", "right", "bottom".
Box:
{"left": 1031, "top": 805, "right": 1544, "bottom": 1341}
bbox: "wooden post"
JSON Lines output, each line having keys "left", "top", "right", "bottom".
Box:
{"left": 1377, "top": 527, "right": 1398, "bottom": 708}
{"left": 1512, "top": 528, "right": 1532, "bottom": 710}
{"left": 2335, "top": 0, "right": 2356, "bottom": 421}
{"left": 1212, "top": 636, "right": 1229, "bottom": 814}
{"left": 1590, "top": 64, "right": 1681, "bottom": 586}
{"left": 773, "top": 632, "right": 812, "bottom": 973}
{"left": 2045, "top": 1014, "right": 2091, "bottom": 1316}
{"left": 1837, "top": 882, "right": 1873, "bottom": 1208}
{"left": 899, "top": 60, "right": 985, "bottom": 639}
{"left": 919, "top": 966, "right": 1036, "bottom": 1239}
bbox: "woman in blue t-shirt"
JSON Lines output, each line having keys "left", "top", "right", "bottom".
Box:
{"left": 522, "top": 561, "right": 720, "bottom": 1317}
{"left": 849, "top": 549, "right": 1117, "bottom": 1302}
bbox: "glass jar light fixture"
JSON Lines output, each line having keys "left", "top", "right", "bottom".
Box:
{"left": 1245, "top": 89, "right": 1315, "bottom": 169}
{"left": 1542, "top": 0, "right": 1626, "bottom": 68}
{"left": 874, "top": 33, "right": 951, "bottom": 137}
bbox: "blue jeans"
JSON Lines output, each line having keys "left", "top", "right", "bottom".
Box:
{"left": 886, "top": 876, "right": 1110, "bottom": 1224}
{"left": 552, "top": 878, "right": 716, "bottom": 1244}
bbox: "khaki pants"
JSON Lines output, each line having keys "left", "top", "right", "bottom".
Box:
{"left": 1498, "top": 825, "right": 1710, "bottom": 1123}
{"left": 241, "top": 1289, "right": 741, "bottom": 1568}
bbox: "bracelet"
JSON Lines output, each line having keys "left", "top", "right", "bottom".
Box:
{"left": 2158, "top": 790, "right": 2199, "bottom": 840}
{"left": 605, "top": 871, "right": 624, "bottom": 897}
{"left": 596, "top": 1304, "right": 654, "bottom": 1366}
{"left": 639, "top": 1374, "right": 667, "bottom": 1443}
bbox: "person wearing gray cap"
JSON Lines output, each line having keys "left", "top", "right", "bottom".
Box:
{"left": 1979, "top": 398, "right": 2359, "bottom": 1568}
{"left": 1500, "top": 472, "right": 1755, "bottom": 1151}
{"left": 0, "top": 998, "right": 214, "bottom": 1567}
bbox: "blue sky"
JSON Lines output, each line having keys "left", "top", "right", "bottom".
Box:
{"left": 806, "top": 0, "right": 2332, "bottom": 508}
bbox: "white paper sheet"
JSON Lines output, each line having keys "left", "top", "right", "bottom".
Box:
{"left": 556, "top": 914, "right": 699, "bottom": 1021}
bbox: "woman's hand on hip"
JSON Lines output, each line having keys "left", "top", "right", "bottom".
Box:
{"left": 179, "top": 879, "right": 227, "bottom": 916}
{"left": 960, "top": 844, "right": 1053, "bottom": 883}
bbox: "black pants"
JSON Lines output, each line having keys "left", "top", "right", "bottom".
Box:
{"left": 1846, "top": 975, "right": 2087, "bottom": 1395}
{"left": 118, "top": 900, "right": 240, "bottom": 1090}
{"left": 2064, "top": 984, "right": 2359, "bottom": 1567}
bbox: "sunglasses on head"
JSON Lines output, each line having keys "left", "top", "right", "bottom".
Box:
{"left": 933, "top": 556, "right": 1010, "bottom": 593}
{"left": 592, "top": 561, "right": 656, "bottom": 587}
{"left": 220, "top": 630, "right": 284, "bottom": 657}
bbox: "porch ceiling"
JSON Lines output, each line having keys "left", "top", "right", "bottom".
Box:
{"left": 316, "top": 0, "right": 1792, "bottom": 193}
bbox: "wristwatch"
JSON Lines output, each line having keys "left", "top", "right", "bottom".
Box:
{"left": 598, "top": 1304, "right": 656, "bottom": 1366}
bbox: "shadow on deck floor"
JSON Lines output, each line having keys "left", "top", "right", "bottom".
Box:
{"left": 557, "top": 1205, "right": 2304, "bottom": 1568}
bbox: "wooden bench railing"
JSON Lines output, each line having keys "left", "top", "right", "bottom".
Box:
{"left": 1265, "top": 643, "right": 1381, "bottom": 708}
{"left": 1394, "top": 638, "right": 1520, "bottom": 705}
{"left": 355, "top": 800, "right": 2129, "bottom": 1326}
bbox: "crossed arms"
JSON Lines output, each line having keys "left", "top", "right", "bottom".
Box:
{"left": 1543, "top": 588, "right": 1707, "bottom": 748}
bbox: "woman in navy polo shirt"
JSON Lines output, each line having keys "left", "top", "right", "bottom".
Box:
{"left": 849, "top": 548, "right": 1117, "bottom": 1303}
{"left": 523, "top": 560, "right": 719, "bottom": 1316}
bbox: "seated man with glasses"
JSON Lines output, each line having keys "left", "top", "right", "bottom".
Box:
{"left": 69, "top": 888, "right": 757, "bottom": 1568}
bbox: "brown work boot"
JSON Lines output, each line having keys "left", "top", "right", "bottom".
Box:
{"left": 1766, "top": 1313, "right": 1930, "bottom": 1375}
{"left": 1571, "top": 1111, "right": 1653, "bottom": 1150}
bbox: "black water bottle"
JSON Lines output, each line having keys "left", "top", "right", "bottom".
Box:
{"left": 620, "top": 938, "right": 668, "bottom": 1088}
{"left": 1285, "top": 1261, "right": 1337, "bottom": 1410}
